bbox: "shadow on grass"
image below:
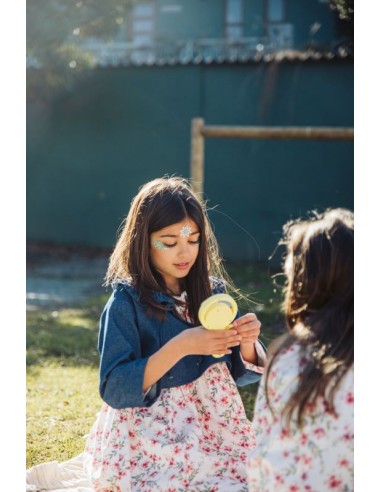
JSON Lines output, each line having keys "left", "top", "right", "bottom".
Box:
{"left": 26, "top": 308, "right": 100, "bottom": 369}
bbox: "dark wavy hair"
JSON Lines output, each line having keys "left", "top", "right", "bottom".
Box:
{"left": 265, "top": 208, "right": 354, "bottom": 428}
{"left": 105, "top": 176, "right": 230, "bottom": 323}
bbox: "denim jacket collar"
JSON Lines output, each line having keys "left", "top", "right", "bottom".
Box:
{"left": 114, "top": 279, "right": 175, "bottom": 307}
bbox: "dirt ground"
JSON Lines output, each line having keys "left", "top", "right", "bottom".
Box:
{"left": 26, "top": 243, "right": 111, "bottom": 311}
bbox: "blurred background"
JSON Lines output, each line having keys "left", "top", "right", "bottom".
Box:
{"left": 26, "top": 0, "right": 354, "bottom": 468}
{"left": 27, "top": 0, "right": 353, "bottom": 264}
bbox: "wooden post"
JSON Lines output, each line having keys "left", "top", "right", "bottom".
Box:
{"left": 190, "top": 118, "right": 205, "bottom": 197}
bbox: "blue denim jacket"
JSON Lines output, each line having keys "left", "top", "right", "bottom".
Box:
{"left": 98, "top": 280, "right": 266, "bottom": 409}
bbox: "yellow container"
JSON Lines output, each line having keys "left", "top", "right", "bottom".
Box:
{"left": 198, "top": 293, "right": 238, "bottom": 358}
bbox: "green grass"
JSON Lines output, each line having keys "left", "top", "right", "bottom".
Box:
{"left": 26, "top": 264, "right": 284, "bottom": 467}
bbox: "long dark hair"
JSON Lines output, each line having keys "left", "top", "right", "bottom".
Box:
{"left": 105, "top": 176, "right": 230, "bottom": 323}
{"left": 265, "top": 208, "right": 354, "bottom": 428}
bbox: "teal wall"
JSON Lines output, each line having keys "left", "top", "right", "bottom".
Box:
{"left": 27, "top": 60, "right": 353, "bottom": 262}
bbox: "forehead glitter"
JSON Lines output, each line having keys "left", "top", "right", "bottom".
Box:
{"left": 179, "top": 224, "right": 192, "bottom": 237}
{"left": 153, "top": 239, "right": 169, "bottom": 250}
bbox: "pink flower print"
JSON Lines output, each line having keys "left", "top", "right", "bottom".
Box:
{"left": 343, "top": 432, "right": 353, "bottom": 441}
{"left": 300, "top": 433, "right": 308, "bottom": 445}
{"left": 185, "top": 416, "right": 195, "bottom": 424}
{"left": 328, "top": 476, "right": 342, "bottom": 488}
{"left": 301, "top": 472, "right": 308, "bottom": 481}
{"left": 268, "top": 387, "right": 276, "bottom": 398}
{"left": 174, "top": 445, "right": 181, "bottom": 455}
{"left": 289, "top": 485, "right": 300, "bottom": 491}
{"left": 280, "top": 428, "right": 290, "bottom": 439}
{"left": 220, "top": 396, "right": 229, "bottom": 405}
{"left": 302, "top": 455, "right": 312, "bottom": 466}
{"left": 346, "top": 392, "right": 354, "bottom": 404}
{"left": 313, "top": 427, "right": 325, "bottom": 438}
{"left": 339, "top": 459, "right": 349, "bottom": 467}
{"left": 275, "top": 474, "right": 285, "bottom": 485}
{"left": 305, "top": 401, "right": 317, "bottom": 413}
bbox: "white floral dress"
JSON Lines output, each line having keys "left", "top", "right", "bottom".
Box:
{"left": 83, "top": 294, "right": 260, "bottom": 492}
{"left": 246, "top": 344, "right": 354, "bottom": 492}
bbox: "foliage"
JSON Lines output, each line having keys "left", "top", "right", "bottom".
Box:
{"left": 26, "top": 0, "right": 136, "bottom": 100}
{"left": 329, "top": 0, "right": 354, "bottom": 21}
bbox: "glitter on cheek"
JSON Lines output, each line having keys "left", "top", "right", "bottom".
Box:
{"left": 179, "top": 225, "right": 192, "bottom": 237}
{"left": 153, "top": 239, "right": 169, "bottom": 250}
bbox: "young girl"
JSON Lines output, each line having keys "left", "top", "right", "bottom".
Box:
{"left": 246, "top": 208, "right": 354, "bottom": 491}
{"left": 82, "top": 176, "right": 266, "bottom": 491}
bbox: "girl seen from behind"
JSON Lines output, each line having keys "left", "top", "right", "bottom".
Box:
{"left": 247, "top": 208, "right": 354, "bottom": 491}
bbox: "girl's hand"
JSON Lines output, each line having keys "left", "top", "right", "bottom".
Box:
{"left": 231, "top": 313, "right": 261, "bottom": 347}
{"left": 173, "top": 327, "right": 242, "bottom": 357}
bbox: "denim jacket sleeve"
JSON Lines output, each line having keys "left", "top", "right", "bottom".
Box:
{"left": 98, "top": 289, "right": 161, "bottom": 409}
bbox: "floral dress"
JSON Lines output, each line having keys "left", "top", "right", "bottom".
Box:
{"left": 83, "top": 293, "right": 261, "bottom": 492}
{"left": 246, "top": 344, "right": 354, "bottom": 492}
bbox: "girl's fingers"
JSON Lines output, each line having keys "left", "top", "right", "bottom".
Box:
{"left": 232, "top": 313, "right": 260, "bottom": 329}
{"left": 208, "top": 330, "right": 241, "bottom": 342}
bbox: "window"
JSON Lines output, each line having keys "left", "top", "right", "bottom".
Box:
{"left": 132, "top": 2, "right": 155, "bottom": 46}
{"left": 267, "top": 0, "right": 285, "bottom": 23}
{"left": 225, "top": 0, "right": 244, "bottom": 39}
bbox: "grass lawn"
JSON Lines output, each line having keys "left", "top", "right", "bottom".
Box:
{"left": 26, "top": 263, "right": 284, "bottom": 468}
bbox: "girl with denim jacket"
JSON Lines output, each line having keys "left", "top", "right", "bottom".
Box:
{"left": 81, "top": 176, "right": 266, "bottom": 491}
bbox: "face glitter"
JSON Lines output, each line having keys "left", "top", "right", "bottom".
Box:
{"left": 179, "top": 224, "right": 192, "bottom": 237}
{"left": 153, "top": 239, "right": 169, "bottom": 250}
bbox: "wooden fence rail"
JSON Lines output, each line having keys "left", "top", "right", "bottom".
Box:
{"left": 190, "top": 117, "right": 354, "bottom": 195}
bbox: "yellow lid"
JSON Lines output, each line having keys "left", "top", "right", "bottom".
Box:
{"left": 198, "top": 293, "right": 238, "bottom": 330}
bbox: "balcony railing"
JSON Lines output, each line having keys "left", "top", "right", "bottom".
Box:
{"left": 80, "top": 36, "right": 272, "bottom": 66}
